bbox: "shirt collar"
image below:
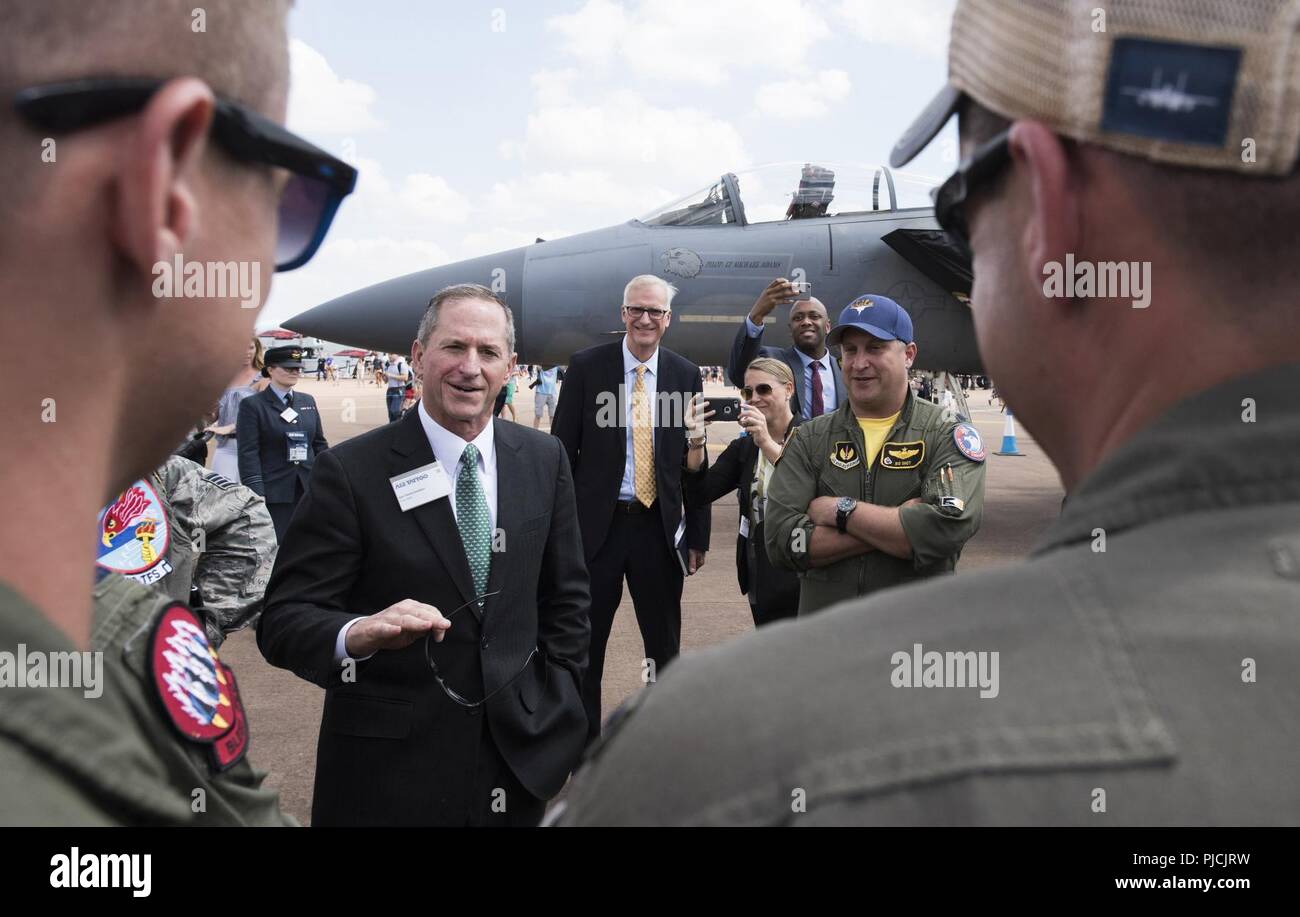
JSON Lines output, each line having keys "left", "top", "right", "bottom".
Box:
{"left": 417, "top": 401, "right": 495, "bottom": 472}
{"left": 795, "top": 348, "right": 827, "bottom": 370}
{"left": 268, "top": 382, "right": 292, "bottom": 401}
{"left": 1035, "top": 361, "right": 1300, "bottom": 555}
{"left": 622, "top": 336, "right": 659, "bottom": 377}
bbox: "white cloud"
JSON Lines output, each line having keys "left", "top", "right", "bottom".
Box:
{"left": 754, "top": 69, "right": 851, "bottom": 120}
{"left": 834, "top": 0, "right": 957, "bottom": 58}
{"left": 287, "top": 39, "right": 384, "bottom": 135}
{"left": 547, "top": 0, "right": 831, "bottom": 85}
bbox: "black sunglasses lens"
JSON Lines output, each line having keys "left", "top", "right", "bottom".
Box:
{"left": 276, "top": 173, "right": 332, "bottom": 269}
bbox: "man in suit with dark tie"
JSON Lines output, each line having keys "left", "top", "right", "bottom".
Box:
{"left": 236, "top": 345, "right": 329, "bottom": 541}
{"left": 552, "top": 274, "right": 710, "bottom": 742}
{"left": 257, "top": 284, "right": 590, "bottom": 826}
{"left": 727, "top": 277, "right": 847, "bottom": 419}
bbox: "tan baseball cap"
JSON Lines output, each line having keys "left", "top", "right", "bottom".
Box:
{"left": 891, "top": 0, "right": 1300, "bottom": 176}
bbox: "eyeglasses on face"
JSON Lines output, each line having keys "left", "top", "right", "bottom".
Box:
{"left": 623, "top": 305, "right": 669, "bottom": 321}
{"left": 13, "top": 77, "right": 358, "bottom": 272}
{"left": 930, "top": 127, "right": 1011, "bottom": 257}
{"left": 740, "top": 383, "right": 775, "bottom": 400}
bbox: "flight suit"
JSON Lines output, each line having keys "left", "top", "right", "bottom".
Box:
{"left": 236, "top": 385, "right": 329, "bottom": 540}
{"left": 765, "top": 390, "right": 986, "bottom": 614}
{"left": 553, "top": 361, "right": 1300, "bottom": 825}
{"left": 96, "top": 456, "right": 277, "bottom": 647}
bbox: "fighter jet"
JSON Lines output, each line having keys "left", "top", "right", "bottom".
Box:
{"left": 285, "top": 162, "right": 979, "bottom": 372}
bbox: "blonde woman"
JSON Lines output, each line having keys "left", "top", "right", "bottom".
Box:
{"left": 699, "top": 357, "right": 804, "bottom": 626}
{"left": 207, "top": 338, "right": 267, "bottom": 481}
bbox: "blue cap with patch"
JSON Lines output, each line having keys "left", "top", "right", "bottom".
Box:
{"left": 890, "top": 0, "right": 1297, "bottom": 178}
{"left": 827, "top": 295, "right": 914, "bottom": 345}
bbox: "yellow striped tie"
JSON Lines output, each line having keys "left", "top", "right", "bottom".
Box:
{"left": 632, "top": 365, "right": 656, "bottom": 507}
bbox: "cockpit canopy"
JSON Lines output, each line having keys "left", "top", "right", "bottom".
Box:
{"left": 638, "top": 162, "right": 941, "bottom": 227}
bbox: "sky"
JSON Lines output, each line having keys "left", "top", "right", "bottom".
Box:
{"left": 262, "top": 0, "right": 960, "bottom": 330}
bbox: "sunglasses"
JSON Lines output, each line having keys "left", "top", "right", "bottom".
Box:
{"left": 930, "top": 127, "right": 1011, "bottom": 257}
{"left": 740, "top": 383, "right": 775, "bottom": 400}
{"left": 13, "top": 77, "right": 358, "bottom": 272}
{"left": 423, "top": 591, "right": 539, "bottom": 708}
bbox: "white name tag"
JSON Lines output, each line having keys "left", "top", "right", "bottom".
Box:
{"left": 389, "top": 461, "right": 451, "bottom": 512}
{"left": 738, "top": 516, "right": 751, "bottom": 538}
{"left": 280, "top": 407, "right": 299, "bottom": 423}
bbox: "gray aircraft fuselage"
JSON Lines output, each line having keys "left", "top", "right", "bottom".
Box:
{"left": 287, "top": 204, "right": 980, "bottom": 373}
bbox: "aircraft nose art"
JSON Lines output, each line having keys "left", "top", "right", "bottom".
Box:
{"left": 284, "top": 248, "right": 527, "bottom": 353}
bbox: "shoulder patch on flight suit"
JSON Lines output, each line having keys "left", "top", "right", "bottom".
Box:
{"left": 149, "top": 603, "right": 249, "bottom": 773}
{"left": 829, "top": 441, "right": 860, "bottom": 470}
{"left": 880, "top": 440, "right": 925, "bottom": 470}
{"left": 96, "top": 480, "right": 174, "bottom": 585}
{"left": 953, "top": 423, "right": 986, "bottom": 462}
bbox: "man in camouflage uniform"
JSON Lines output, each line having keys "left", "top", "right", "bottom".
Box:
{"left": 97, "top": 456, "right": 276, "bottom": 647}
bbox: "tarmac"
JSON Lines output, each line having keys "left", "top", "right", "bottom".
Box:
{"left": 217, "top": 375, "right": 1065, "bottom": 823}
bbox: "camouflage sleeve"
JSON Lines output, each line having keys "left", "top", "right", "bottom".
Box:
{"left": 168, "top": 459, "right": 277, "bottom": 646}
{"left": 897, "top": 421, "right": 986, "bottom": 569}
{"left": 763, "top": 426, "right": 817, "bottom": 573}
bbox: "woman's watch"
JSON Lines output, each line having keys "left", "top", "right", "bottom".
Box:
{"left": 835, "top": 497, "right": 859, "bottom": 533}
{"left": 688, "top": 431, "right": 707, "bottom": 448}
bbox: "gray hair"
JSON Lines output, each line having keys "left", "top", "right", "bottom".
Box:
{"left": 622, "top": 274, "right": 676, "bottom": 311}
{"left": 417, "top": 283, "right": 515, "bottom": 352}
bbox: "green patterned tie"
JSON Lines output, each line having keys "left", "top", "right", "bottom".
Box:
{"left": 456, "top": 444, "right": 491, "bottom": 598}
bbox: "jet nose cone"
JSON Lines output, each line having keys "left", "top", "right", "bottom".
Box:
{"left": 285, "top": 247, "right": 527, "bottom": 353}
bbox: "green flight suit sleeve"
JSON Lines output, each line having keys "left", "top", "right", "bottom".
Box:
{"left": 897, "top": 421, "right": 986, "bottom": 569}
{"left": 763, "top": 426, "right": 818, "bottom": 573}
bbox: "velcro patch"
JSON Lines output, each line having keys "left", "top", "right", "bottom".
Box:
{"left": 880, "top": 440, "right": 924, "bottom": 470}
{"left": 149, "top": 603, "right": 248, "bottom": 772}
{"left": 953, "top": 423, "right": 986, "bottom": 462}
{"left": 829, "top": 441, "right": 860, "bottom": 470}
{"left": 1101, "top": 37, "right": 1240, "bottom": 147}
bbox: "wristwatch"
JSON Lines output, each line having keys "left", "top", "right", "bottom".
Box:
{"left": 835, "top": 497, "right": 858, "bottom": 533}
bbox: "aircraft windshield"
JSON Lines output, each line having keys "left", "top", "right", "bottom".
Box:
{"left": 639, "top": 163, "right": 942, "bottom": 226}
{"left": 639, "top": 179, "right": 742, "bottom": 226}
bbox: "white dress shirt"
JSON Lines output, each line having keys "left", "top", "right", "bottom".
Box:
{"left": 743, "top": 316, "right": 837, "bottom": 419}
{"left": 618, "top": 337, "right": 659, "bottom": 502}
{"left": 335, "top": 402, "right": 499, "bottom": 662}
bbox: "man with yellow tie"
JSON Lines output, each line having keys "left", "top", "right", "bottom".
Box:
{"left": 552, "top": 274, "right": 711, "bottom": 742}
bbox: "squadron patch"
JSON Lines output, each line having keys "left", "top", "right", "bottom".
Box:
{"left": 149, "top": 603, "right": 249, "bottom": 772}
{"left": 96, "top": 480, "right": 173, "bottom": 586}
{"left": 953, "top": 423, "right": 986, "bottom": 462}
{"left": 829, "top": 441, "right": 860, "bottom": 470}
{"left": 880, "top": 440, "right": 925, "bottom": 470}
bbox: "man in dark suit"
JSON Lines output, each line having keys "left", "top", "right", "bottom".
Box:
{"left": 235, "top": 345, "right": 329, "bottom": 541}
{"left": 727, "top": 277, "right": 846, "bottom": 419}
{"left": 552, "top": 274, "right": 710, "bottom": 742}
{"left": 257, "top": 284, "right": 589, "bottom": 826}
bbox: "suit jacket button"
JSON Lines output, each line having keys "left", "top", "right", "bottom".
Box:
{"left": 481, "top": 637, "right": 489, "bottom": 650}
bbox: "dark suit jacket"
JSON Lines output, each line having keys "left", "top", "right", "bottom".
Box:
{"left": 551, "top": 339, "right": 709, "bottom": 562}
{"left": 256, "top": 409, "right": 590, "bottom": 825}
{"left": 702, "top": 417, "right": 803, "bottom": 608}
{"left": 235, "top": 386, "right": 329, "bottom": 503}
{"left": 727, "top": 322, "right": 846, "bottom": 418}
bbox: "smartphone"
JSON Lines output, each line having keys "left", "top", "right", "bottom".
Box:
{"left": 705, "top": 397, "right": 741, "bottom": 423}
{"left": 790, "top": 281, "right": 812, "bottom": 301}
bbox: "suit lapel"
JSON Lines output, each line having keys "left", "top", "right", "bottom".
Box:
{"left": 389, "top": 410, "right": 477, "bottom": 608}
{"left": 610, "top": 341, "right": 628, "bottom": 469}
{"left": 831, "top": 355, "right": 847, "bottom": 407}
{"left": 788, "top": 350, "right": 807, "bottom": 417}
{"left": 483, "top": 419, "right": 523, "bottom": 621}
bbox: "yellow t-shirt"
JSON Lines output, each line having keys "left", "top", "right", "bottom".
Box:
{"left": 857, "top": 412, "right": 901, "bottom": 468}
